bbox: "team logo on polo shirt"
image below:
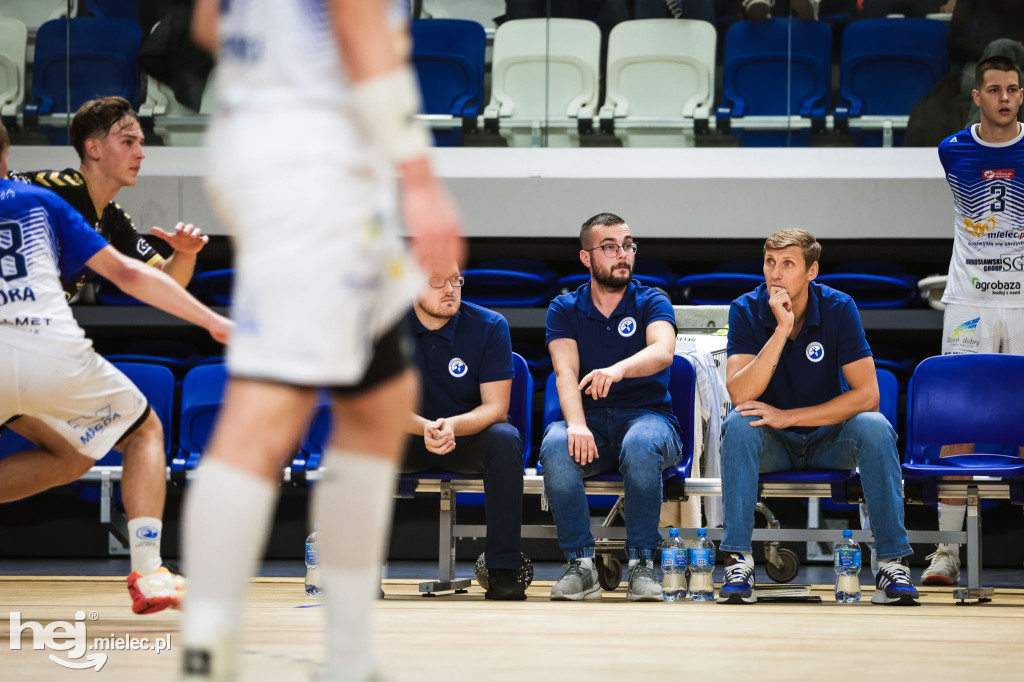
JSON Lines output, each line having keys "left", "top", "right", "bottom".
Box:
{"left": 806, "top": 342, "right": 824, "bottom": 363}
{"left": 617, "top": 317, "right": 637, "bottom": 337}
{"left": 448, "top": 358, "right": 468, "bottom": 377}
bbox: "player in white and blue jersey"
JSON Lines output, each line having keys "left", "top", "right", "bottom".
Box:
{"left": 185, "top": 1, "right": 463, "bottom": 680}
{"left": 929, "top": 56, "right": 1023, "bottom": 585}
{"left": 0, "top": 122, "right": 232, "bottom": 612}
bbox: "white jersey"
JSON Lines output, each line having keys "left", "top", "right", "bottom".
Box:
{"left": 939, "top": 124, "right": 1024, "bottom": 307}
{"left": 0, "top": 180, "right": 109, "bottom": 358}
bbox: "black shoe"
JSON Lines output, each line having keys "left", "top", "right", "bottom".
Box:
{"left": 485, "top": 568, "right": 527, "bottom": 601}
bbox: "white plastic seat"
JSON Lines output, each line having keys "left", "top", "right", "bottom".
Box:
{"left": 0, "top": 17, "right": 27, "bottom": 118}
{"left": 599, "top": 19, "right": 716, "bottom": 147}
{"left": 483, "top": 18, "right": 600, "bottom": 145}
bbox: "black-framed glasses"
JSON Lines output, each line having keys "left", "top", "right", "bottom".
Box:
{"left": 586, "top": 242, "right": 638, "bottom": 257}
{"left": 427, "top": 276, "right": 465, "bottom": 288}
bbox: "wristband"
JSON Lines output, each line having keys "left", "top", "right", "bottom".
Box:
{"left": 349, "top": 65, "right": 431, "bottom": 165}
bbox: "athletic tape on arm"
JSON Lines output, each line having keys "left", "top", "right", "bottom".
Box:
{"left": 349, "top": 66, "right": 432, "bottom": 165}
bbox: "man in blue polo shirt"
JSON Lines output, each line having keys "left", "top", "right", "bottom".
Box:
{"left": 540, "top": 212, "right": 681, "bottom": 602}
{"left": 718, "top": 228, "right": 918, "bottom": 606}
{"left": 403, "top": 264, "right": 526, "bottom": 600}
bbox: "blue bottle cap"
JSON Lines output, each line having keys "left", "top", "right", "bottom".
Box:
{"left": 843, "top": 529, "right": 852, "bottom": 538}
{"left": 669, "top": 527, "right": 679, "bottom": 537}
{"left": 697, "top": 528, "right": 707, "bottom": 537}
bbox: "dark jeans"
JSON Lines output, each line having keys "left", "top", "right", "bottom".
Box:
{"left": 401, "top": 422, "right": 524, "bottom": 570}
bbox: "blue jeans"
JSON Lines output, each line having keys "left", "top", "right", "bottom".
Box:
{"left": 720, "top": 410, "right": 912, "bottom": 561}
{"left": 539, "top": 408, "right": 682, "bottom": 561}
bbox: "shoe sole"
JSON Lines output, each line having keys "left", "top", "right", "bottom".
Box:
{"left": 717, "top": 591, "right": 757, "bottom": 604}
{"left": 626, "top": 591, "right": 664, "bottom": 602}
{"left": 921, "top": 574, "right": 959, "bottom": 586}
{"left": 127, "top": 574, "right": 179, "bottom": 615}
{"left": 870, "top": 591, "right": 921, "bottom": 606}
{"left": 550, "top": 585, "right": 602, "bottom": 601}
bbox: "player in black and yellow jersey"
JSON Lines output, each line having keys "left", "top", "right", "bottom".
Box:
{"left": 19, "top": 96, "right": 209, "bottom": 299}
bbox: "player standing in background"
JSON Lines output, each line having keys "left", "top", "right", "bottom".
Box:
{"left": 185, "top": 0, "right": 463, "bottom": 680}
{"left": 929, "top": 55, "right": 1023, "bottom": 585}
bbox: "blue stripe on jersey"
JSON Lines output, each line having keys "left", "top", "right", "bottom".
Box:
{"left": 939, "top": 127, "right": 1024, "bottom": 233}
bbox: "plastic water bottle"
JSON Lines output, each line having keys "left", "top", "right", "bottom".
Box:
{"left": 660, "top": 528, "right": 688, "bottom": 602}
{"left": 305, "top": 524, "right": 321, "bottom": 597}
{"left": 833, "top": 529, "right": 862, "bottom": 603}
{"left": 688, "top": 528, "right": 716, "bottom": 601}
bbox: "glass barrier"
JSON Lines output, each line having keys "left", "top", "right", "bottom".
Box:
{"left": 1, "top": 0, "right": 1020, "bottom": 149}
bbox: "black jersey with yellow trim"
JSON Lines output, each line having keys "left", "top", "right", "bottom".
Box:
{"left": 30, "top": 168, "right": 165, "bottom": 297}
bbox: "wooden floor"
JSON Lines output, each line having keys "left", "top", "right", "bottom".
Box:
{"left": 2, "top": 576, "right": 1023, "bottom": 681}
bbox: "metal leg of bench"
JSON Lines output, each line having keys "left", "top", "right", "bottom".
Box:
{"left": 953, "top": 488, "right": 993, "bottom": 605}
{"left": 100, "top": 470, "right": 129, "bottom": 556}
{"left": 419, "top": 481, "right": 470, "bottom": 596}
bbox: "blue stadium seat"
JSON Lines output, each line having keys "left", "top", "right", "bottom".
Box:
{"left": 717, "top": 19, "right": 832, "bottom": 123}
{"left": 97, "top": 362, "right": 176, "bottom": 465}
{"left": 816, "top": 272, "right": 918, "bottom": 309}
{"left": 84, "top": 0, "right": 138, "bottom": 20}
{"left": 557, "top": 260, "right": 679, "bottom": 296}
{"left": 461, "top": 258, "right": 557, "bottom": 308}
{"left": 411, "top": 18, "right": 486, "bottom": 146}
{"left": 903, "top": 355, "right": 1024, "bottom": 483}
{"left": 190, "top": 269, "right": 234, "bottom": 307}
{"left": 171, "top": 363, "right": 228, "bottom": 482}
{"left": 28, "top": 17, "right": 142, "bottom": 115}
{"left": 675, "top": 272, "right": 764, "bottom": 305}
{"left": 835, "top": 18, "right": 948, "bottom": 120}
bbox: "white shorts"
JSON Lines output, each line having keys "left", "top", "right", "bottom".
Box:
{"left": 205, "top": 124, "right": 421, "bottom": 386}
{"left": 942, "top": 303, "right": 1024, "bottom": 355}
{"left": 0, "top": 345, "right": 148, "bottom": 460}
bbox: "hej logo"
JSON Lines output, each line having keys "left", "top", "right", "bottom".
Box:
{"left": 10, "top": 610, "right": 107, "bottom": 671}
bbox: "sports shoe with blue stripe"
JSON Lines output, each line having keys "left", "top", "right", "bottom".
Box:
{"left": 871, "top": 559, "right": 921, "bottom": 606}
{"left": 718, "top": 553, "right": 757, "bottom": 604}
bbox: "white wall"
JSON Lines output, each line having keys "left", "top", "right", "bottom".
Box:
{"left": 12, "top": 146, "right": 951, "bottom": 239}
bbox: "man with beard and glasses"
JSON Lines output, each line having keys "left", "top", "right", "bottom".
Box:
{"left": 402, "top": 264, "right": 526, "bottom": 600}
{"left": 539, "top": 212, "right": 681, "bottom": 602}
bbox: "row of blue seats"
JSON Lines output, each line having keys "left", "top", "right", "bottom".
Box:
{"left": 415, "top": 17, "right": 948, "bottom": 138}
{"left": 3, "top": 354, "right": 1020, "bottom": 498}
{"left": 91, "top": 259, "right": 925, "bottom": 310}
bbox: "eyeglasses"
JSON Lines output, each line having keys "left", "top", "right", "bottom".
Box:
{"left": 427, "top": 276, "right": 465, "bottom": 288}
{"left": 586, "top": 242, "right": 638, "bottom": 257}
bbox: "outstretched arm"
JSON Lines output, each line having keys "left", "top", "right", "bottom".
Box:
{"left": 150, "top": 222, "right": 209, "bottom": 287}
{"left": 86, "top": 245, "right": 232, "bottom": 343}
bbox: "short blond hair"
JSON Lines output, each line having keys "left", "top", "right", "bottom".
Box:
{"left": 763, "top": 229, "right": 821, "bottom": 268}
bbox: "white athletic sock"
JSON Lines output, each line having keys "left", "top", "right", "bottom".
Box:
{"left": 181, "top": 459, "right": 278, "bottom": 648}
{"left": 938, "top": 502, "right": 966, "bottom": 554}
{"left": 578, "top": 556, "right": 595, "bottom": 570}
{"left": 127, "top": 517, "right": 163, "bottom": 575}
{"left": 314, "top": 449, "right": 397, "bottom": 681}
{"left": 728, "top": 552, "right": 754, "bottom": 564}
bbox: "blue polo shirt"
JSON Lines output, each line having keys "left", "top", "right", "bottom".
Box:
{"left": 727, "top": 281, "right": 872, "bottom": 427}
{"left": 546, "top": 281, "right": 677, "bottom": 423}
{"left": 407, "top": 301, "right": 515, "bottom": 420}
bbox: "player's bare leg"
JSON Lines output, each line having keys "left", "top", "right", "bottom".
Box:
{"left": 181, "top": 379, "right": 318, "bottom": 681}
{"left": 315, "top": 368, "right": 418, "bottom": 681}
{"left": 0, "top": 417, "right": 94, "bottom": 501}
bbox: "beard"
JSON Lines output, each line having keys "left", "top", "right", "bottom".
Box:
{"left": 591, "top": 261, "right": 632, "bottom": 290}
{"left": 418, "top": 296, "right": 459, "bottom": 320}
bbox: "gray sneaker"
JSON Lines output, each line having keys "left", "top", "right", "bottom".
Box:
{"left": 626, "top": 558, "right": 664, "bottom": 602}
{"left": 550, "top": 559, "right": 601, "bottom": 601}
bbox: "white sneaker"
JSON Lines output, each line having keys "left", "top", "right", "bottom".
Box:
{"left": 742, "top": 0, "right": 773, "bottom": 20}
{"left": 921, "top": 547, "right": 961, "bottom": 585}
{"left": 550, "top": 558, "right": 602, "bottom": 601}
